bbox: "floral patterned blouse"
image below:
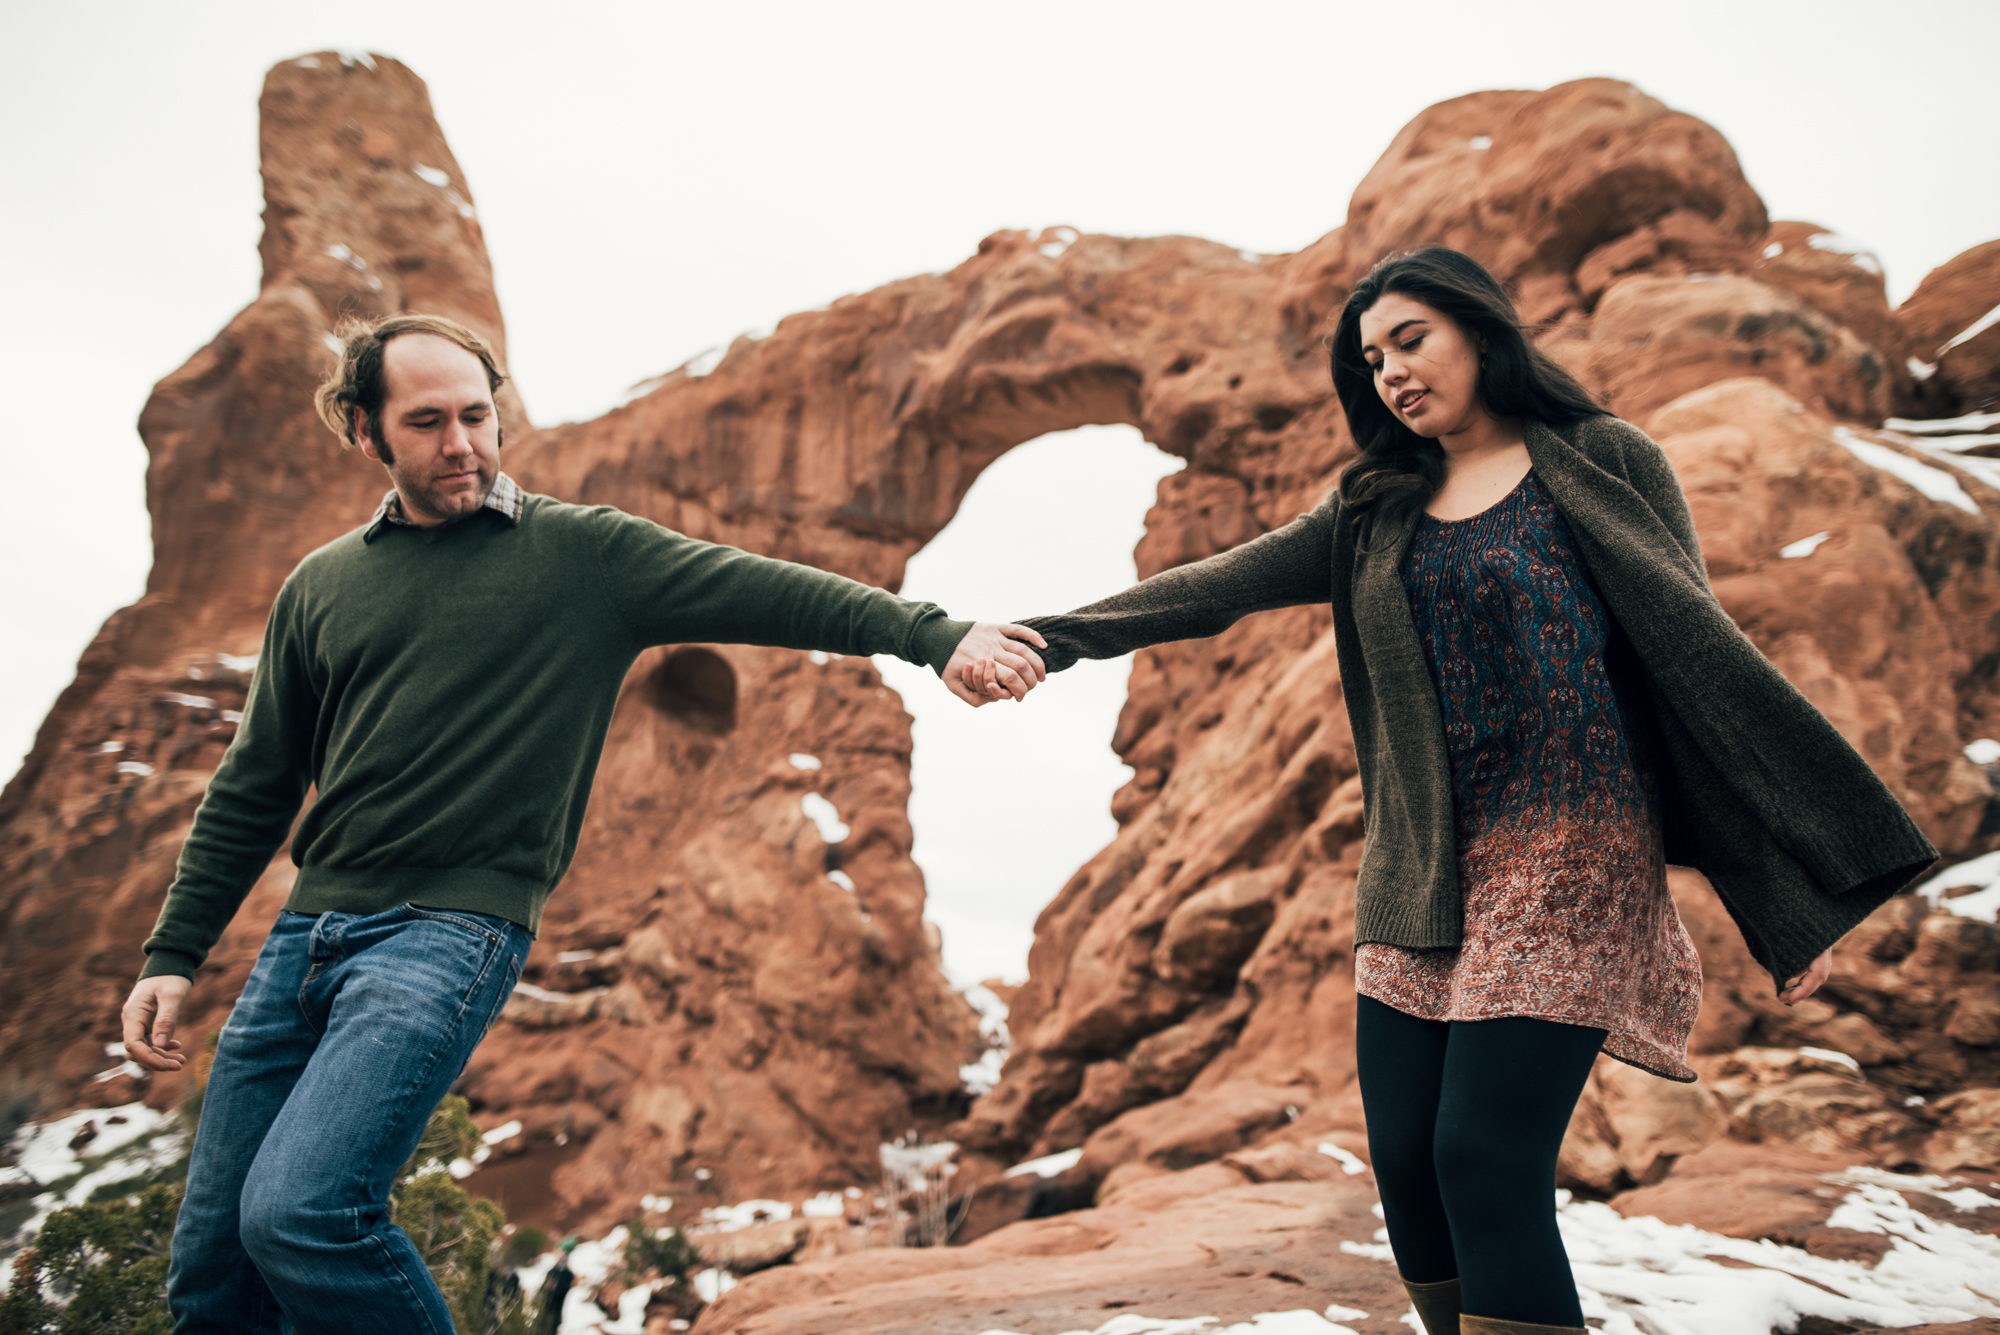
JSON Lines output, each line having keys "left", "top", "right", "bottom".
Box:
{"left": 1354, "top": 471, "right": 1703, "bottom": 1080}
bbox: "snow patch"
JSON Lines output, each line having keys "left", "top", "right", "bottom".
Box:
{"left": 1884, "top": 410, "right": 2000, "bottom": 435}
{"left": 295, "top": 56, "right": 320, "bottom": 68}
{"left": 1806, "top": 231, "right": 1883, "bottom": 275}
{"left": 1909, "top": 357, "right": 1939, "bottom": 381}
{"left": 1940, "top": 301, "right": 2000, "bottom": 357}
{"left": 1833, "top": 426, "right": 1979, "bottom": 514}
{"left": 218, "top": 653, "right": 258, "bottom": 672}
{"left": 788, "top": 752, "right": 821, "bottom": 771}
{"left": 809, "top": 650, "right": 830, "bottom": 666}
{"left": 1911, "top": 849, "right": 2000, "bottom": 923}
{"left": 335, "top": 49, "right": 377, "bottom": 70}
{"left": 801, "top": 1191, "right": 845, "bottom": 1218}
{"left": 1004, "top": 1147, "right": 1082, "bottom": 1179}
{"left": 412, "top": 164, "right": 451, "bottom": 187}
{"left": 1779, "top": 531, "right": 1831, "bottom": 559}
{"left": 1238, "top": 250, "right": 1262, "bottom": 264}
{"left": 322, "top": 332, "right": 345, "bottom": 357}
{"left": 1315, "top": 1141, "right": 1369, "bottom": 1175}
{"left": 801, "top": 792, "right": 849, "bottom": 842}
{"left": 681, "top": 347, "right": 724, "bottom": 378}
{"left": 1469, "top": 135, "right": 1492, "bottom": 150}
{"left": 959, "top": 982, "right": 1012, "bottom": 1095}
{"left": 699, "top": 1198, "right": 792, "bottom": 1232}
{"left": 981, "top": 1317, "right": 1363, "bottom": 1335}
{"left": 1798, "top": 1046, "right": 1862, "bottom": 1073}
{"left": 555, "top": 949, "right": 597, "bottom": 964}
{"left": 159, "top": 692, "right": 214, "bottom": 708}
{"left": 1913, "top": 432, "right": 2000, "bottom": 453}
{"left": 115, "top": 761, "right": 154, "bottom": 777}
{"left": 1039, "top": 226, "right": 1080, "bottom": 259}
{"left": 1762, "top": 241, "right": 1785, "bottom": 259}
{"left": 1963, "top": 737, "right": 2000, "bottom": 765}
{"left": 324, "top": 243, "right": 366, "bottom": 270}
{"left": 826, "top": 869, "right": 856, "bottom": 892}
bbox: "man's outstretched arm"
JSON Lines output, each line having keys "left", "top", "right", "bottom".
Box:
{"left": 592, "top": 510, "right": 1048, "bottom": 705}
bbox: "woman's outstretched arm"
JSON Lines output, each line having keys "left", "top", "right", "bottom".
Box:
{"left": 1007, "top": 491, "right": 1340, "bottom": 675}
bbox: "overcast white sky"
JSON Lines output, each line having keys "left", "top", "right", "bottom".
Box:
{"left": 3, "top": 0, "right": 1994, "bottom": 983}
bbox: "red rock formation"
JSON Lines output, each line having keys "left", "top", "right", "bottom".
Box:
{"left": 4, "top": 56, "right": 1999, "bottom": 1270}
{"left": 1898, "top": 239, "right": 2000, "bottom": 412}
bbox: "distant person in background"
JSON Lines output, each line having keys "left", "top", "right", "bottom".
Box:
{"left": 117, "top": 312, "right": 1047, "bottom": 1335}
{"left": 988, "top": 247, "right": 1935, "bottom": 1335}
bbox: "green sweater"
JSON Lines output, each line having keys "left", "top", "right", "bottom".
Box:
{"left": 1024, "top": 415, "right": 1937, "bottom": 986}
{"left": 140, "top": 493, "right": 970, "bottom": 980}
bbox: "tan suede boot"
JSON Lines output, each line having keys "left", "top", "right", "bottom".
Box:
{"left": 1459, "top": 1314, "right": 1586, "bottom": 1334}
{"left": 1398, "top": 1275, "right": 1461, "bottom": 1335}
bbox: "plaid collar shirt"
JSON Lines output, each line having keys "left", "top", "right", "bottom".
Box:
{"left": 363, "top": 472, "right": 523, "bottom": 542}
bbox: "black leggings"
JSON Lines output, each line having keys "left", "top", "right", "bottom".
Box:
{"left": 1355, "top": 994, "right": 1605, "bottom": 1327}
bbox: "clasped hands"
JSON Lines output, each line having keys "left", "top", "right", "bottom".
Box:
{"left": 943, "top": 622, "right": 1049, "bottom": 707}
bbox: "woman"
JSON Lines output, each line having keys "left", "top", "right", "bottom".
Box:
{"left": 981, "top": 247, "right": 1937, "bottom": 1335}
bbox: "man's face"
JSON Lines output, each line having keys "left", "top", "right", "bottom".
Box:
{"left": 357, "top": 334, "right": 501, "bottom": 525}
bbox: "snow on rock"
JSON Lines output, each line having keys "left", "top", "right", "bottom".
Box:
{"left": 1911, "top": 849, "right": 2000, "bottom": 923}
{"left": 1778, "top": 530, "right": 1831, "bottom": 558}
{"left": 788, "top": 752, "right": 821, "bottom": 771}
{"left": 1038, "top": 226, "right": 1080, "bottom": 260}
{"left": 1004, "top": 1147, "right": 1083, "bottom": 1179}
{"left": 1561, "top": 1170, "right": 2000, "bottom": 1335}
{"left": 1805, "top": 230, "right": 1883, "bottom": 275}
{"left": 1885, "top": 410, "right": 2000, "bottom": 435}
{"left": 699, "top": 1198, "right": 794, "bottom": 1232}
{"left": 1315, "top": 1141, "right": 1368, "bottom": 1176}
{"left": 1940, "top": 301, "right": 2000, "bottom": 357}
{"left": 800, "top": 793, "right": 849, "bottom": 843}
{"left": 412, "top": 164, "right": 451, "bottom": 187}
{"left": 1833, "top": 425, "right": 1980, "bottom": 514}
{"left": 801, "top": 1191, "right": 846, "bottom": 1218}
{"left": 959, "top": 982, "right": 1012, "bottom": 1095}
{"left": 980, "top": 1315, "right": 1363, "bottom": 1335}
{"left": 1964, "top": 738, "right": 2000, "bottom": 765}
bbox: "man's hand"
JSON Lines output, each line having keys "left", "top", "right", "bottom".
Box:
{"left": 1778, "top": 949, "right": 1832, "bottom": 1006}
{"left": 122, "top": 975, "right": 192, "bottom": 1072}
{"left": 944, "top": 623, "right": 1048, "bottom": 706}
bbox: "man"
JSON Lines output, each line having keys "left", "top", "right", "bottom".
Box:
{"left": 120, "top": 312, "right": 1046, "bottom": 1332}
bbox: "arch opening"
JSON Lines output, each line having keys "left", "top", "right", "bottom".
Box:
{"left": 871, "top": 423, "right": 1185, "bottom": 989}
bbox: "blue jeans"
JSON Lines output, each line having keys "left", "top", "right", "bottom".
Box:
{"left": 167, "top": 904, "right": 530, "bottom": 1334}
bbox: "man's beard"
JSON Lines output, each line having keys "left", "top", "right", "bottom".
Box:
{"left": 378, "top": 428, "right": 502, "bottom": 522}
{"left": 388, "top": 458, "right": 498, "bottom": 522}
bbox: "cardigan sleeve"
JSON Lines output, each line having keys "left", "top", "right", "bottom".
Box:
{"left": 1021, "top": 492, "right": 1339, "bottom": 672}
{"left": 1603, "top": 417, "right": 1715, "bottom": 592}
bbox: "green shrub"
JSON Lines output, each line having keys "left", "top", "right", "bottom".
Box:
{"left": 3, "top": 1096, "right": 540, "bottom": 1335}
{"left": 621, "top": 1218, "right": 706, "bottom": 1321}
{"left": 0, "top": 1183, "right": 179, "bottom": 1334}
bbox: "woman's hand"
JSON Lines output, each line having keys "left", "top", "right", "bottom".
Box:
{"left": 943, "top": 622, "right": 1048, "bottom": 706}
{"left": 1778, "top": 949, "right": 1833, "bottom": 1005}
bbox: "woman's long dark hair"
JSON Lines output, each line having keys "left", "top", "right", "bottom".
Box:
{"left": 1330, "top": 247, "right": 1603, "bottom": 511}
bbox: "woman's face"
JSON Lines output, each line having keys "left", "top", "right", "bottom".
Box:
{"left": 1357, "top": 293, "right": 1487, "bottom": 439}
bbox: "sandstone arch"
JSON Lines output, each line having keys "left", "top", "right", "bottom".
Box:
{"left": 4, "top": 53, "right": 1999, "bottom": 1233}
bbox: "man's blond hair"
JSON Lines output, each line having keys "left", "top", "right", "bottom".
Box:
{"left": 314, "top": 314, "right": 507, "bottom": 451}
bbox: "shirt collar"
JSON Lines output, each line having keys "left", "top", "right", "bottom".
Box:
{"left": 364, "top": 472, "right": 522, "bottom": 542}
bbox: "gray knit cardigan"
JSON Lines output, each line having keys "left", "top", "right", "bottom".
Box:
{"left": 1023, "top": 414, "right": 1938, "bottom": 987}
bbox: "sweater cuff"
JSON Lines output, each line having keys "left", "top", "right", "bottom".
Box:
{"left": 913, "top": 614, "right": 976, "bottom": 676}
{"left": 139, "top": 950, "right": 199, "bottom": 981}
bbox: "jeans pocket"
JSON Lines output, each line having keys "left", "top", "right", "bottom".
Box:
{"left": 397, "top": 902, "right": 506, "bottom": 944}
{"left": 478, "top": 944, "right": 529, "bottom": 1039}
